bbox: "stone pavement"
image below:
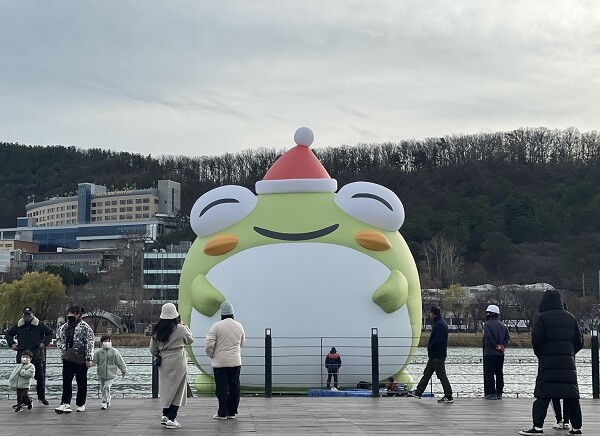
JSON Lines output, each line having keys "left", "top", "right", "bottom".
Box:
{"left": 0, "top": 396, "right": 598, "bottom": 435}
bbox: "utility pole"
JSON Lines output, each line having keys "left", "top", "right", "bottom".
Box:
{"left": 583, "top": 272, "right": 586, "bottom": 297}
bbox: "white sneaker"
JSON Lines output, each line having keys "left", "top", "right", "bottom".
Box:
{"left": 76, "top": 405, "right": 86, "bottom": 412}
{"left": 226, "top": 415, "right": 237, "bottom": 419}
{"left": 160, "top": 416, "right": 168, "bottom": 425}
{"left": 55, "top": 403, "right": 72, "bottom": 414}
{"left": 101, "top": 402, "right": 107, "bottom": 410}
{"left": 213, "top": 414, "right": 227, "bottom": 420}
{"left": 331, "top": 387, "right": 338, "bottom": 391}
{"left": 553, "top": 421, "right": 563, "bottom": 429}
{"left": 165, "top": 419, "right": 181, "bottom": 429}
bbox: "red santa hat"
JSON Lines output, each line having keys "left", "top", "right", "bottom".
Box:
{"left": 255, "top": 127, "right": 338, "bottom": 194}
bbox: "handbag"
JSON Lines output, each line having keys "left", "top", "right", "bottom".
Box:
{"left": 64, "top": 347, "right": 86, "bottom": 365}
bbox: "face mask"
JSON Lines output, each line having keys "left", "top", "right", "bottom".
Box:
{"left": 21, "top": 357, "right": 30, "bottom": 364}
{"left": 67, "top": 315, "right": 76, "bottom": 323}
{"left": 102, "top": 341, "right": 112, "bottom": 349}
{"left": 23, "top": 314, "right": 33, "bottom": 322}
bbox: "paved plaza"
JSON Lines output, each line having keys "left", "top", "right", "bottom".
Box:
{"left": 0, "top": 396, "right": 598, "bottom": 435}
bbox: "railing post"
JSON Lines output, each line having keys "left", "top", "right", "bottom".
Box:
{"left": 592, "top": 329, "right": 599, "bottom": 399}
{"left": 152, "top": 359, "right": 159, "bottom": 399}
{"left": 265, "top": 328, "right": 272, "bottom": 398}
{"left": 371, "top": 327, "right": 380, "bottom": 397}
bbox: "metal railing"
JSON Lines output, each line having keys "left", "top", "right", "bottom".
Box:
{"left": 2, "top": 329, "right": 598, "bottom": 400}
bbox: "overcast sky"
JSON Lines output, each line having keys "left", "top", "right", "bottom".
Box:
{"left": 1, "top": 1, "right": 599, "bottom": 157}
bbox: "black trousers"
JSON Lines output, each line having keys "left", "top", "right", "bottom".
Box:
{"left": 414, "top": 357, "right": 453, "bottom": 398}
{"left": 162, "top": 404, "right": 180, "bottom": 421}
{"left": 483, "top": 355, "right": 504, "bottom": 396}
{"left": 532, "top": 397, "right": 582, "bottom": 429}
{"left": 213, "top": 366, "right": 241, "bottom": 418}
{"left": 61, "top": 360, "right": 88, "bottom": 406}
{"left": 326, "top": 372, "right": 339, "bottom": 388}
{"left": 16, "top": 388, "right": 31, "bottom": 405}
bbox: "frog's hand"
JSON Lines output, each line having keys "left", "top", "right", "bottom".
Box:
{"left": 393, "top": 369, "right": 414, "bottom": 389}
{"left": 191, "top": 274, "right": 225, "bottom": 317}
{"left": 372, "top": 269, "right": 408, "bottom": 314}
{"left": 194, "top": 373, "right": 215, "bottom": 393}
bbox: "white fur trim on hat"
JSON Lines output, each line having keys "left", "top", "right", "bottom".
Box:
{"left": 160, "top": 303, "right": 179, "bottom": 319}
{"left": 255, "top": 178, "right": 338, "bottom": 194}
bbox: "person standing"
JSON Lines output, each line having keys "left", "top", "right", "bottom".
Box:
{"left": 483, "top": 304, "right": 510, "bottom": 400}
{"left": 5, "top": 306, "right": 53, "bottom": 406}
{"left": 205, "top": 301, "right": 245, "bottom": 420}
{"left": 92, "top": 335, "right": 127, "bottom": 409}
{"left": 150, "top": 303, "right": 194, "bottom": 429}
{"left": 8, "top": 350, "right": 36, "bottom": 412}
{"left": 55, "top": 305, "right": 95, "bottom": 414}
{"left": 325, "top": 347, "right": 342, "bottom": 390}
{"left": 408, "top": 306, "right": 453, "bottom": 403}
{"left": 519, "top": 289, "right": 583, "bottom": 435}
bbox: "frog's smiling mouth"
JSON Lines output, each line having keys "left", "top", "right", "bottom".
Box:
{"left": 253, "top": 224, "right": 339, "bottom": 241}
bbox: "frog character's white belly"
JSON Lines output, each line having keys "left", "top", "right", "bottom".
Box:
{"left": 189, "top": 242, "right": 413, "bottom": 388}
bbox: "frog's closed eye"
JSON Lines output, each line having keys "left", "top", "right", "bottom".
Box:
{"left": 334, "top": 182, "right": 404, "bottom": 231}
{"left": 190, "top": 185, "right": 258, "bottom": 237}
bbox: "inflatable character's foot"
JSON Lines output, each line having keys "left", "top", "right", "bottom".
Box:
{"left": 393, "top": 370, "right": 414, "bottom": 390}
{"left": 194, "top": 373, "right": 215, "bottom": 393}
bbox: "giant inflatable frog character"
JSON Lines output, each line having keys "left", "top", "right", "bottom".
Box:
{"left": 180, "top": 127, "right": 422, "bottom": 392}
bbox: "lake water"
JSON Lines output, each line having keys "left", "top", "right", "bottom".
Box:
{"left": 0, "top": 346, "right": 594, "bottom": 400}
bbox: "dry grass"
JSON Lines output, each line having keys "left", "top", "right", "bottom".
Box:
{"left": 419, "top": 332, "right": 593, "bottom": 348}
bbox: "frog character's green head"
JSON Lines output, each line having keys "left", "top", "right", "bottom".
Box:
{"left": 180, "top": 127, "right": 422, "bottom": 391}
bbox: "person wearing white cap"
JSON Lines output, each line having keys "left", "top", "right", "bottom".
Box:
{"left": 483, "top": 304, "right": 510, "bottom": 400}
{"left": 149, "top": 303, "right": 194, "bottom": 429}
{"left": 205, "top": 301, "right": 245, "bottom": 420}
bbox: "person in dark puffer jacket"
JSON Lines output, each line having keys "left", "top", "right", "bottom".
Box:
{"left": 519, "top": 289, "right": 583, "bottom": 436}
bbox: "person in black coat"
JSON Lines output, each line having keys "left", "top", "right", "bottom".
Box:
{"left": 409, "top": 306, "right": 453, "bottom": 403}
{"left": 5, "top": 306, "right": 53, "bottom": 406}
{"left": 519, "top": 289, "right": 583, "bottom": 436}
{"left": 324, "top": 347, "right": 342, "bottom": 390}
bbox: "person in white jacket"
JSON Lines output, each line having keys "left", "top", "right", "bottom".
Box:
{"left": 205, "top": 301, "right": 245, "bottom": 420}
{"left": 9, "top": 349, "right": 36, "bottom": 412}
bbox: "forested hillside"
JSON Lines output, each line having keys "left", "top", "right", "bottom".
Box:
{"left": 2, "top": 126, "right": 600, "bottom": 293}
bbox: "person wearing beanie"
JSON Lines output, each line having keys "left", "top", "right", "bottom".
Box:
{"left": 482, "top": 304, "right": 510, "bottom": 400}
{"left": 149, "top": 303, "right": 194, "bottom": 429}
{"left": 205, "top": 301, "right": 245, "bottom": 420}
{"left": 324, "top": 347, "right": 342, "bottom": 390}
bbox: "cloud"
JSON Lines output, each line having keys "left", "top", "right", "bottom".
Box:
{"left": 0, "top": 1, "right": 599, "bottom": 157}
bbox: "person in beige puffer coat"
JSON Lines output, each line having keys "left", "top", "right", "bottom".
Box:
{"left": 205, "top": 301, "right": 245, "bottom": 420}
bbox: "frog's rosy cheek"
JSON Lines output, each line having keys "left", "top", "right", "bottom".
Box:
{"left": 355, "top": 230, "right": 391, "bottom": 251}
{"left": 204, "top": 234, "right": 239, "bottom": 256}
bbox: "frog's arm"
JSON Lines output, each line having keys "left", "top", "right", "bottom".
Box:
{"left": 372, "top": 269, "right": 409, "bottom": 313}
{"left": 191, "top": 274, "right": 225, "bottom": 316}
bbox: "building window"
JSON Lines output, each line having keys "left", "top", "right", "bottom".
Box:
{"left": 120, "top": 200, "right": 126, "bottom": 205}
{"left": 143, "top": 198, "right": 150, "bottom": 203}
{"left": 119, "top": 215, "right": 126, "bottom": 220}
{"left": 127, "top": 207, "right": 133, "bottom": 212}
{"left": 136, "top": 198, "right": 143, "bottom": 204}
{"left": 96, "top": 201, "right": 103, "bottom": 206}
{"left": 143, "top": 206, "right": 149, "bottom": 211}
{"left": 135, "top": 206, "right": 142, "bottom": 211}
{"left": 135, "top": 214, "right": 142, "bottom": 218}
{"left": 126, "top": 214, "right": 133, "bottom": 219}
{"left": 127, "top": 199, "right": 133, "bottom": 204}
{"left": 111, "top": 208, "right": 117, "bottom": 213}
{"left": 154, "top": 199, "right": 159, "bottom": 204}
{"left": 105, "top": 208, "right": 111, "bottom": 213}
{"left": 111, "top": 200, "right": 117, "bottom": 205}
{"left": 143, "top": 213, "right": 149, "bottom": 218}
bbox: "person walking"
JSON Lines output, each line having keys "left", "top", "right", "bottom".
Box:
{"left": 5, "top": 306, "right": 53, "bottom": 406}
{"left": 519, "top": 289, "right": 584, "bottom": 435}
{"left": 8, "top": 350, "right": 36, "bottom": 412}
{"left": 205, "top": 301, "right": 245, "bottom": 420}
{"left": 55, "top": 305, "right": 95, "bottom": 414}
{"left": 325, "top": 347, "right": 342, "bottom": 390}
{"left": 150, "top": 303, "right": 194, "bottom": 429}
{"left": 92, "top": 335, "right": 127, "bottom": 409}
{"left": 408, "top": 306, "right": 453, "bottom": 403}
{"left": 483, "top": 304, "right": 510, "bottom": 400}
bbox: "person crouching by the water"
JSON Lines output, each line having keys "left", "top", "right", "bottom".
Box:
{"left": 325, "top": 347, "right": 342, "bottom": 390}
{"left": 205, "top": 301, "right": 245, "bottom": 420}
{"left": 150, "top": 303, "right": 194, "bottom": 429}
{"left": 92, "top": 335, "right": 127, "bottom": 410}
{"left": 9, "top": 350, "right": 35, "bottom": 412}
{"left": 55, "top": 305, "right": 95, "bottom": 414}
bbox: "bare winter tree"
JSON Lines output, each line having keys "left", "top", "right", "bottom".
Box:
{"left": 420, "top": 235, "right": 464, "bottom": 288}
{"left": 78, "top": 274, "right": 123, "bottom": 333}
{"left": 511, "top": 288, "right": 544, "bottom": 331}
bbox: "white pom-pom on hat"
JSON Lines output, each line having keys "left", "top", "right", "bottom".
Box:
{"left": 294, "top": 127, "right": 314, "bottom": 147}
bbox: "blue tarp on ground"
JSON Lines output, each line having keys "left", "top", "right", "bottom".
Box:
{"left": 307, "top": 389, "right": 373, "bottom": 397}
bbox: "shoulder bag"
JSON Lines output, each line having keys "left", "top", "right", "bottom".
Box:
{"left": 64, "top": 347, "right": 86, "bottom": 365}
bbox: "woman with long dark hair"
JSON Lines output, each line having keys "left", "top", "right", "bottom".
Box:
{"left": 55, "top": 305, "right": 94, "bottom": 414}
{"left": 150, "top": 303, "right": 194, "bottom": 429}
